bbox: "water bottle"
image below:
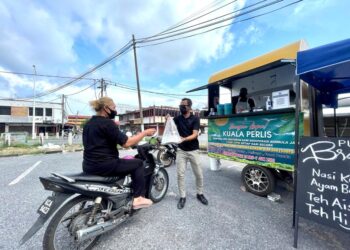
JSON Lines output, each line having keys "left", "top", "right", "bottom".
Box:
{"left": 209, "top": 108, "right": 216, "bottom": 116}
{"left": 266, "top": 96, "right": 272, "bottom": 110}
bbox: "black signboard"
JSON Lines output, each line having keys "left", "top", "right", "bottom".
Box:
{"left": 296, "top": 137, "right": 350, "bottom": 233}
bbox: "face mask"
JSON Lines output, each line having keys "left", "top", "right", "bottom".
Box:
{"left": 106, "top": 107, "right": 117, "bottom": 119}
{"left": 179, "top": 105, "right": 187, "bottom": 114}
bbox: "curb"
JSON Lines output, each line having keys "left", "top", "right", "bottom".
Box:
{"left": 0, "top": 154, "right": 20, "bottom": 158}
{"left": 0, "top": 148, "right": 84, "bottom": 158}
{"left": 44, "top": 150, "right": 63, "bottom": 154}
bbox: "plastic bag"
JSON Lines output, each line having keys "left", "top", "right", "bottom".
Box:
{"left": 161, "top": 117, "right": 181, "bottom": 144}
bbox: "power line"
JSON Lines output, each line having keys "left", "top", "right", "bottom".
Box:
{"left": 0, "top": 71, "right": 100, "bottom": 99}
{"left": 65, "top": 0, "right": 301, "bottom": 101}
{"left": 0, "top": 70, "right": 98, "bottom": 81}
{"left": 65, "top": 98, "right": 74, "bottom": 114}
{"left": 137, "top": 0, "right": 302, "bottom": 48}
{"left": 68, "top": 97, "right": 91, "bottom": 105}
{"left": 137, "top": 0, "right": 225, "bottom": 43}
{"left": 23, "top": 40, "right": 133, "bottom": 99}
{"left": 1, "top": 0, "right": 303, "bottom": 103}
{"left": 46, "top": 96, "right": 62, "bottom": 103}
{"left": 94, "top": 82, "right": 98, "bottom": 99}
{"left": 79, "top": 103, "right": 90, "bottom": 114}
{"left": 137, "top": 0, "right": 283, "bottom": 44}
{"left": 141, "top": 0, "right": 266, "bottom": 39}
{"left": 138, "top": 0, "right": 239, "bottom": 43}
{"left": 65, "top": 81, "right": 97, "bottom": 96}
{"left": 106, "top": 81, "right": 207, "bottom": 97}
{"left": 0, "top": 96, "right": 60, "bottom": 103}
{"left": 39, "top": 44, "right": 132, "bottom": 97}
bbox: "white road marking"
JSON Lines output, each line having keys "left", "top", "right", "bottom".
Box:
{"left": 8, "top": 160, "right": 42, "bottom": 186}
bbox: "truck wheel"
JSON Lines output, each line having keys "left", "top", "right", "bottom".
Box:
{"left": 241, "top": 165, "right": 275, "bottom": 196}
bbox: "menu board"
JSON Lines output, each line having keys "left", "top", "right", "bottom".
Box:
{"left": 296, "top": 137, "right": 350, "bottom": 233}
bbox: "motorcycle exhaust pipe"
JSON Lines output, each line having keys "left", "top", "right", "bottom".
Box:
{"left": 76, "top": 215, "right": 128, "bottom": 242}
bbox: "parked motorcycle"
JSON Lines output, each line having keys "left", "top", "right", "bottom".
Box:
{"left": 157, "top": 143, "right": 177, "bottom": 167}
{"left": 20, "top": 142, "right": 169, "bottom": 250}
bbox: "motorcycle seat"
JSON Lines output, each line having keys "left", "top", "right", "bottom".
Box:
{"left": 53, "top": 172, "right": 124, "bottom": 184}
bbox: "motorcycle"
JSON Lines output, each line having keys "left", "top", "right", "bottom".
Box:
{"left": 157, "top": 143, "right": 177, "bottom": 167}
{"left": 20, "top": 142, "right": 169, "bottom": 250}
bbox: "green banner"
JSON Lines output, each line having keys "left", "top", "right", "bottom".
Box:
{"left": 208, "top": 112, "right": 303, "bottom": 171}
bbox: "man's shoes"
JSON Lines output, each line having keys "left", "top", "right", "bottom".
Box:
{"left": 177, "top": 197, "right": 186, "bottom": 209}
{"left": 197, "top": 194, "right": 208, "bottom": 205}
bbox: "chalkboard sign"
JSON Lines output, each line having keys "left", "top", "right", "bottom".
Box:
{"left": 296, "top": 137, "right": 350, "bottom": 233}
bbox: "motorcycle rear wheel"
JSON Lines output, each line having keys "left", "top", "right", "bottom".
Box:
{"left": 43, "top": 196, "right": 102, "bottom": 250}
{"left": 157, "top": 149, "right": 173, "bottom": 167}
{"left": 149, "top": 168, "right": 169, "bottom": 203}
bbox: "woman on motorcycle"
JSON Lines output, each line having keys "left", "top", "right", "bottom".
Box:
{"left": 83, "top": 97, "right": 156, "bottom": 209}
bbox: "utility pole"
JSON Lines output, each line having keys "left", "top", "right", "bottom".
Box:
{"left": 100, "top": 78, "right": 104, "bottom": 97}
{"left": 132, "top": 34, "right": 144, "bottom": 131}
{"left": 32, "top": 65, "right": 37, "bottom": 139}
{"left": 61, "top": 94, "right": 65, "bottom": 136}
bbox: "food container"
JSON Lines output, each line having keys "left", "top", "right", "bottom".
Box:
{"left": 224, "top": 103, "right": 232, "bottom": 115}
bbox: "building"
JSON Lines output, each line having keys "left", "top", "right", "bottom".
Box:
{"left": 0, "top": 99, "right": 63, "bottom": 134}
{"left": 66, "top": 115, "right": 91, "bottom": 129}
{"left": 118, "top": 106, "right": 208, "bottom": 135}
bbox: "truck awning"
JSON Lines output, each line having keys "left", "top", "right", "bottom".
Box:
{"left": 297, "top": 38, "right": 350, "bottom": 95}
{"left": 208, "top": 40, "right": 306, "bottom": 84}
{"left": 187, "top": 40, "right": 306, "bottom": 93}
{"left": 187, "top": 59, "right": 296, "bottom": 93}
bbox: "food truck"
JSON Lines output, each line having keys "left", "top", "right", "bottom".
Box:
{"left": 188, "top": 41, "right": 311, "bottom": 196}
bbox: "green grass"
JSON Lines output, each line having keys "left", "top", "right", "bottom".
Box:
{"left": 0, "top": 143, "right": 41, "bottom": 148}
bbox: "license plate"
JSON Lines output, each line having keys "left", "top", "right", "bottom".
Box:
{"left": 37, "top": 196, "right": 54, "bottom": 216}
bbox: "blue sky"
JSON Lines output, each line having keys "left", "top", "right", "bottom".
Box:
{"left": 0, "top": 0, "right": 349, "bottom": 115}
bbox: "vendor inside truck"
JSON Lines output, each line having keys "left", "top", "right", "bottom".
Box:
{"left": 231, "top": 87, "right": 255, "bottom": 113}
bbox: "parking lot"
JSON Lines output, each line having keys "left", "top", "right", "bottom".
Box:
{"left": 0, "top": 151, "right": 349, "bottom": 250}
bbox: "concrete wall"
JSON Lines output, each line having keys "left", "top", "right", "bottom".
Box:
{"left": 0, "top": 99, "right": 63, "bottom": 124}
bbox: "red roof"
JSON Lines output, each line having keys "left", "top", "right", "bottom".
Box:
{"left": 67, "top": 115, "right": 91, "bottom": 119}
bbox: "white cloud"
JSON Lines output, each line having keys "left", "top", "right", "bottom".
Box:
{"left": 0, "top": 1, "right": 79, "bottom": 73}
{"left": 0, "top": 0, "right": 249, "bottom": 111}
{"left": 134, "top": 0, "right": 245, "bottom": 75}
{"left": 0, "top": 66, "right": 62, "bottom": 98}
{"left": 177, "top": 79, "right": 200, "bottom": 89}
{"left": 237, "top": 23, "right": 263, "bottom": 46}
{"left": 293, "top": 0, "right": 333, "bottom": 15}
{"left": 1, "top": 0, "right": 245, "bottom": 73}
{"left": 249, "top": 0, "right": 337, "bottom": 32}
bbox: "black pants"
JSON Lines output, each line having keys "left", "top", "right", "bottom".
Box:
{"left": 83, "top": 158, "right": 145, "bottom": 197}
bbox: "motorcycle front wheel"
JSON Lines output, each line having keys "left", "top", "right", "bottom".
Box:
{"left": 148, "top": 168, "right": 169, "bottom": 203}
{"left": 157, "top": 149, "right": 173, "bottom": 167}
{"left": 43, "top": 196, "right": 102, "bottom": 250}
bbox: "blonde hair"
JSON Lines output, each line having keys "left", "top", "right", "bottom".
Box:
{"left": 89, "top": 97, "right": 114, "bottom": 112}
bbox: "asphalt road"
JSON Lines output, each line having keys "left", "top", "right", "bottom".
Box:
{"left": 0, "top": 151, "right": 349, "bottom": 250}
